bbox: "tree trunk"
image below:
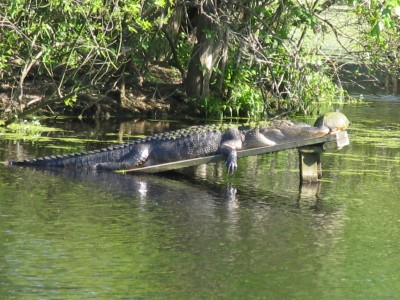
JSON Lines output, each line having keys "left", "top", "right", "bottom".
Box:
{"left": 184, "top": 2, "right": 223, "bottom": 99}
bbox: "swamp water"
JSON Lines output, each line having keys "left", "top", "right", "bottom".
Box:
{"left": 1, "top": 98, "right": 400, "bottom": 299}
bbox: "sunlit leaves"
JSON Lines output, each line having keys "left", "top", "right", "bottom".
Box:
{"left": 354, "top": 0, "right": 400, "bottom": 38}
{"left": 0, "top": 0, "right": 171, "bottom": 114}
{"left": 351, "top": 0, "right": 400, "bottom": 80}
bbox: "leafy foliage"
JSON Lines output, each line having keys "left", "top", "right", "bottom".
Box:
{"left": 0, "top": 0, "right": 394, "bottom": 121}
{"left": 196, "top": 0, "right": 350, "bottom": 118}
{"left": 352, "top": 0, "right": 400, "bottom": 79}
{"left": 0, "top": 0, "right": 171, "bottom": 114}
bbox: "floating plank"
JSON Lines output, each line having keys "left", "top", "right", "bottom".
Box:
{"left": 118, "top": 131, "right": 349, "bottom": 174}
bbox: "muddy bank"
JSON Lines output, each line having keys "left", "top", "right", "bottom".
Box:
{"left": 0, "top": 82, "right": 197, "bottom": 121}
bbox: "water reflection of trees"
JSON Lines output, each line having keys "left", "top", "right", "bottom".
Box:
{"left": 1, "top": 119, "right": 185, "bottom": 161}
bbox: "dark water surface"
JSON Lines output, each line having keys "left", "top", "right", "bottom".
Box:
{"left": 1, "top": 98, "right": 400, "bottom": 299}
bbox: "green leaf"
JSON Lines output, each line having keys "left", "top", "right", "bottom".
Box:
{"left": 370, "top": 22, "right": 381, "bottom": 36}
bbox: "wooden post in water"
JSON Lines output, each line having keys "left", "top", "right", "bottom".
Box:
{"left": 298, "top": 131, "right": 350, "bottom": 184}
{"left": 298, "top": 146, "right": 323, "bottom": 184}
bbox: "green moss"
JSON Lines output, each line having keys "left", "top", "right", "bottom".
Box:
{"left": 0, "top": 119, "right": 63, "bottom": 141}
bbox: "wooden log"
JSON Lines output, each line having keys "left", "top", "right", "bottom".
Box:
{"left": 323, "top": 130, "right": 349, "bottom": 150}
{"left": 299, "top": 182, "right": 321, "bottom": 202}
{"left": 298, "top": 146, "right": 323, "bottom": 183}
{"left": 298, "top": 131, "right": 349, "bottom": 183}
{"left": 118, "top": 131, "right": 349, "bottom": 175}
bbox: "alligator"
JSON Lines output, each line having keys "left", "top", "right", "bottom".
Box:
{"left": 8, "top": 125, "right": 276, "bottom": 174}
{"left": 8, "top": 112, "right": 348, "bottom": 174}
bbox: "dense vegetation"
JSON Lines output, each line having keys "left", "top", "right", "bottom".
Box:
{"left": 0, "top": 0, "right": 399, "bottom": 122}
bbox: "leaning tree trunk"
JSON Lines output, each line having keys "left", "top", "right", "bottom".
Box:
{"left": 184, "top": 3, "right": 224, "bottom": 99}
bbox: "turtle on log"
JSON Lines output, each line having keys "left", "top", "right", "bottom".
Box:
{"left": 313, "top": 111, "right": 350, "bottom": 133}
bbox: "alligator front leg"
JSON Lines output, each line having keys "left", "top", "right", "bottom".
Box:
{"left": 219, "top": 145, "right": 239, "bottom": 174}
{"left": 219, "top": 128, "right": 244, "bottom": 174}
{"left": 96, "top": 145, "right": 150, "bottom": 170}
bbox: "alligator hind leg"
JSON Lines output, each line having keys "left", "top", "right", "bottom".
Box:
{"left": 96, "top": 146, "right": 150, "bottom": 170}
{"left": 96, "top": 160, "right": 140, "bottom": 170}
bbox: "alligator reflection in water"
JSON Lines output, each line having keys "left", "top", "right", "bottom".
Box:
{"left": 35, "top": 166, "right": 240, "bottom": 209}
{"left": 0, "top": 162, "right": 348, "bottom": 299}
{"left": 32, "top": 162, "right": 328, "bottom": 216}
{"left": 14, "top": 165, "right": 340, "bottom": 254}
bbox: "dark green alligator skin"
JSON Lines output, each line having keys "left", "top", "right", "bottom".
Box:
{"left": 8, "top": 120, "right": 330, "bottom": 174}
{"left": 9, "top": 125, "right": 278, "bottom": 174}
